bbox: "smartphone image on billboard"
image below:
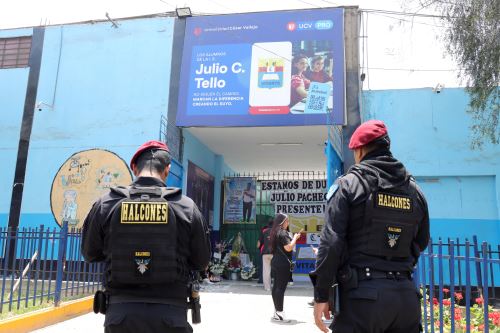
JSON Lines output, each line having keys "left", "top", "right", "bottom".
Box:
{"left": 249, "top": 42, "right": 292, "bottom": 113}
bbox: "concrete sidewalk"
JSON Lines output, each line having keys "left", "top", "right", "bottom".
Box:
{"left": 32, "top": 281, "right": 325, "bottom": 333}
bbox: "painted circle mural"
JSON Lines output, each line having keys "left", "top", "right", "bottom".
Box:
{"left": 50, "top": 149, "right": 133, "bottom": 228}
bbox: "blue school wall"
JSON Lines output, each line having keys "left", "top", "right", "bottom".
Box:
{"left": 182, "top": 130, "right": 234, "bottom": 232}
{"left": 362, "top": 88, "right": 500, "bottom": 245}
{"left": 0, "top": 18, "right": 178, "bottom": 230}
{"left": 0, "top": 28, "right": 34, "bottom": 229}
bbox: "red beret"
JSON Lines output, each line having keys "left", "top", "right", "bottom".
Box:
{"left": 130, "top": 140, "right": 170, "bottom": 169}
{"left": 348, "top": 120, "right": 388, "bottom": 149}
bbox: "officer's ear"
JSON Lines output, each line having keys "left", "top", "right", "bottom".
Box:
{"left": 353, "top": 148, "right": 363, "bottom": 164}
{"left": 132, "top": 164, "right": 139, "bottom": 177}
{"left": 161, "top": 164, "right": 171, "bottom": 180}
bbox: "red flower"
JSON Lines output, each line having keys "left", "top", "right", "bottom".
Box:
{"left": 475, "top": 297, "right": 484, "bottom": 305}
{"left": 478, "top": 324, "right": 484, "bottom": 331}
{"left": 432, "top": 298, "right": 439, "bottom": 305}
{"left": 490, "top": 312, "right": 500, "bottom": 326}
{"left": 442, "top": 299, "right": 451, "bottom": 306}
{"left": 442, "top": 288, "right": 450, "bottom": 294}
{"left": 454, "top": 314, "right": 462, "bottom": 321}
{"left": 454, "top": 292, "right": 463, "bottom": 300}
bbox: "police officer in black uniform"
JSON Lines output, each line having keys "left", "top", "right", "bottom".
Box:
{"left": 82, "top": 140, "right": 211, "bottom": 333}
{"left": 311, "top": 120, "right": 430, "bottom": 333}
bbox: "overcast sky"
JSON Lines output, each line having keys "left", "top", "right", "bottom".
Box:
{"left": 2, "top": 0, "right": 459, "bottom": 89}
{"left": 1, "top": 0, "right": 420, "bottom": 29}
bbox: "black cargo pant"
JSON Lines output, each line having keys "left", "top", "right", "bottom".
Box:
{"left": 104, "top": 302, "right": 192, "bottom": 333}
{"left": 331, "top": 278, "right": 420, "bottom": 333}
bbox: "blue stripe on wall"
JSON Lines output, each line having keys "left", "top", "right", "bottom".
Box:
{"left": 0, "top": 213, "right": 58, "bottom": 229}
{"left": 430, "top": 218, "right": 500, "bottom": 245}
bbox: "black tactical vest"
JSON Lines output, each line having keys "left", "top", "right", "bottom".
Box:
{"left": 347, "top": 170, "right": 421, "bottom": 263}
{"left": 106, "top": 186, "right": 182, "bottom": 288}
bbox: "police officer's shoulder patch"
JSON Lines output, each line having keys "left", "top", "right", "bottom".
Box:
{"left": 326, "top": 184, "right": 339, "bottom": 202}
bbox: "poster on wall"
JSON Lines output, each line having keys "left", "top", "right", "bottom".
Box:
{"left": 177, "top": 8, "right": 345, "bottom": 127}
{"left": 186, "top": 161, "right": 215, "bottom": 226}
{"left": 261, "top": 179, "right": 327, "bottom": 232}
{"left": 223, "top": 177, "right": 257, "bottom": 224}
{"left": 50, "top": 149, "right": 133, "bottom": 229}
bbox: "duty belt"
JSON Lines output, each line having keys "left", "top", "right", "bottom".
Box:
{"left": 357, "top": 267, "right": 412, "bottom": 281}
{"left": 108, "top": 295, "right": 187, "bottom": 307}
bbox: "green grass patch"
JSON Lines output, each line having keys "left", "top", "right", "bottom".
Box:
{"left": 0, "top": 279, "right": 98, "bottom": 320}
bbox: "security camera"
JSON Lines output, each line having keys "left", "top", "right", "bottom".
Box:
{"left": 35, "top": 101, "right": 53, "bottom": 111}
{"left": 433, "top": 83, "right": 444, "bottom": 94}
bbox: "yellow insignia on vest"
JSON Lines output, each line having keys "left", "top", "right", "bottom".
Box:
{"left": 134, "top": 251, "right": 152, "bottom": 275}
{"left": 386, "top": 225, "right": 403, "bottom": 249}
{"left": 375, "top": 193, "right": 412, "bottom": 211}
{"left": 120, "top": 202, "right": 168, "bottom": 224}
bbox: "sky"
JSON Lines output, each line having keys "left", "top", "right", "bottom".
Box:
{"left": 1, "top": 0, "right": 419, "bottom": 29}
{"left": 1, "top": 0, "right": 461, "bottom": 89}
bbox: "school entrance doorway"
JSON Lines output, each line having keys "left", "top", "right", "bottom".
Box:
{"left": 220, "top": 171, "right": 327, "bottom": 281}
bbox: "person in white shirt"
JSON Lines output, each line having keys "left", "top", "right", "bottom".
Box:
{"left": 242, "top": 183, "right": 255, "bottom": 223}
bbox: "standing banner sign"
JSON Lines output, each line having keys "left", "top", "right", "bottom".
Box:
{"left": 177, "top": 8, "right": 345, "bottom": 127}
{"left": 223, "top": 177, "right": 257, "bottom": 224}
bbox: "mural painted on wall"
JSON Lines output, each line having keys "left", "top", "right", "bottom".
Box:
{"left": 186, "top": 161, "right": 215, "bottom": 227}
{"left": 50, "top": 149, "right": 133, "bottom": 228}
{"left": 223, "top": 177, "right": 257, "bottom": 224}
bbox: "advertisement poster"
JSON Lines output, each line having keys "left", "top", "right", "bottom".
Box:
{"left": 177, "top": 8, "right": 345, "bottom": 127}
{"left": 186, "top": 161, "right": 215, "bottom": 226}
{"left": 50, "top": 149, "right": 133, "bottom": 228}
{"left": 223, "top": 177, "right": 257, "bottom": 224}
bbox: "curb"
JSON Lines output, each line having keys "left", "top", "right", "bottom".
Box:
{"left": 0, "top": 296, "right": 93, "bottom": 333}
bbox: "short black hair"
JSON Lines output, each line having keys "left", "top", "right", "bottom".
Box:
{"left": 134, "top": 149, "right": 171, "bottom": 174}
{"left": 364, "top": 135, "right": 391, "bottom": 153}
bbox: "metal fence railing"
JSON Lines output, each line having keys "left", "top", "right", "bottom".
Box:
{"left": 0, "top": 222, "right": 103, "bottom": 313}
{"left": 415, "top": 238, "right": 500, "bottom": 332}
{"left": 1, "top": 221, "right": 499, "bottom": 332}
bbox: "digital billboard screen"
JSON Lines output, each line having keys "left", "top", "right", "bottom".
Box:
{"left": 176, "top": 8, "right": 345, "bottom": 127}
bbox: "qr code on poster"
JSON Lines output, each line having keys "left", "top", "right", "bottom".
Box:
{"left": 306, "top": 94, "right": 326, "bottom": 112}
